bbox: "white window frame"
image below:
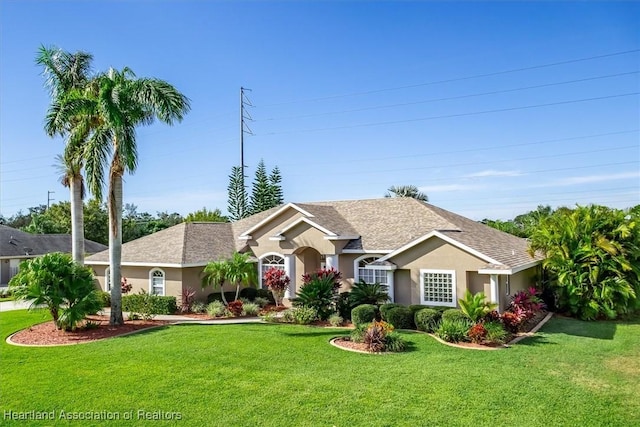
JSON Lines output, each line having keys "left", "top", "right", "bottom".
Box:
{"left": 105, "top": 267, "right": 111, "bottom": 292}
{"left": 149, "top": 268, "right": 165, "bottom": 296}
{"left": 354, "top": 254, "right": 387, "bottom": 285}
{"left": 259, "top": 253, "right": 285, "bottom": 288}
{"left": 419, "top": 269, "right": 457, "bottom": 308}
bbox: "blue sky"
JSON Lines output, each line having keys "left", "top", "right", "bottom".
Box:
{"left": 1, "top": 1, "right": 638, "bottom": 220}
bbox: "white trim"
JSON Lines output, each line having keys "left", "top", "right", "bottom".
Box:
{"left": 269, "top": 236, "right": 286, "bottom": 241}
{"left": 149, "top": 268, "right": 166, "bottom": 296}
{"left": 478, "top": 260, "right": 541, "bottom": 275}
{"left": 386, "top": 270, "right": 395, "bottom": 302}
{"left": 341, "top": 249, "right": 393, "bottom": 254}
{"left": 275, "top": 217, "right": 337, "bottom": 237}
{"left": 364, "top": 264, "right": 396, "bottom": 271}
{"left": 0, "top": 255, "right": 37, "bottom": 260}
{"left": 419, "top": 268, "right": 457, "bottom": 308}
{"left": 324, "top": 235, "right": 360, "bottom": 241}
{"left": 239, "top": 203, "right": 315, "bottom": 237}
{"left": 490, "top": 274, "right": 499, "bottom": 307}
{"left": 85, "top": 261, "right": 209, "bottom": 268}
{"left": 379, "top": 230, "right": 501, "bottom": 265}
{"left": 238, "top": 235, "right": 252, "bottom": 240}
{"left": 283, "top": 254, "right": 296, "bottom": 299}
{"left": 354, "top": 254, "right": 390, "bottom": 285}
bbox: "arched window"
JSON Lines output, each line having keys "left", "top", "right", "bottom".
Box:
{"left": 355, "top": 255, "right": 387, "bottom": 285}
{"left": 149, "top": 269, "right": 165, "bottom": 296}
{"left": 105, "top": 267, "right": 111, "bottom": 292}
{"left": 259, "top": 253, "right": 285, "bottom": 288}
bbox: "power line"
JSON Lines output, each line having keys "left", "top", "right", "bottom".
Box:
{"left": 260, "top": 49, "right": 640, "bottom": 106}
{"left": 264, "top": 92, "right": 640, "bottom": 136}
{"left": 260, "top": 71, "right": 639, "bottom": 122}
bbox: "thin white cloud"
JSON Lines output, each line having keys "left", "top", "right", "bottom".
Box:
{"left": 464, "top": 169, "right": 523, "bottom": 178}
{"left": 555, "top": 171, "right": 640, "bottom": 186}
{"left": 419, "top": 184, "right": 481, "bottom": 193}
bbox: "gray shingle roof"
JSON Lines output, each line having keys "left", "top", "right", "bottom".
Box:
{"left": 0, "top": 225, "right": 107, "bottom": 257}
{"left": 85, "top": 222, "right": 235, "bottom": 265}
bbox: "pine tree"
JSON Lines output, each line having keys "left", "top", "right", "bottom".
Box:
{"left": 227, "top": 166, "right": 248, "bottom": 221}
{"left": 268, "top": 166, "right": 284, "bottom": 207}
{"left": 249, "top": 159, "right": 272, "bottom": 215}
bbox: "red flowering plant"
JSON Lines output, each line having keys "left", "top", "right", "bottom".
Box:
{"left": 121, "top": 277, "right": 132, "bottom": 294}
{"left": 263, "top": 267, "right": 290, "bottom": 307}
{"left": 301, "top": 267, "right": 343, "bottom": 291}
{"left": 468, "top": 323, "right": 488, "bottom": 344}
{"left": 227, "top": 300, "right": 244, "bottom": 317}
{"left": 502, "top": 287, "right": 546, "bottom": 333}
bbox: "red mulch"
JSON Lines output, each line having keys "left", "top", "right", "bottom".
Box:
{"left": 8, "top": 315, "right": 171, "bottom": 346}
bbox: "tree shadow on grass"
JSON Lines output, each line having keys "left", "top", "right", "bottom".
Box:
{"left": 538, "top": 316, "right": 617, "bottom": 341}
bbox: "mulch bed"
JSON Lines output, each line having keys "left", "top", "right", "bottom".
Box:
{"left": 8, "top": 315, "right": 171, "bottom": 346}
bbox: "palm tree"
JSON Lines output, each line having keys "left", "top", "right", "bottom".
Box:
{"left": 224, "top": 252, "right": 258, "bottom": 302}
{"left": 59, "top": 66, "right": 190, "bottom": 325}
{"left": 201, "top": 260, "right": 230, "bottom": 305}
{"left": 37, "top": 46, "right": 93, "bottom": 265}
{"left": 385, "top": 185, "right": 428, "bottom": 202}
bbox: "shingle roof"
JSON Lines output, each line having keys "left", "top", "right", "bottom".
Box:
{"left": 85, "top": 222, "right": 235, "bottom": 265}
{"left": 0, "top": 225, "right": 107, "bottom": 258}
{"left": 85, "top": 198, "right": 541, "bottom": 270}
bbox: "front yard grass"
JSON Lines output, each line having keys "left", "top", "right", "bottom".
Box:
{"left": 1, "top": 310, "right": 639, "bottom": 426}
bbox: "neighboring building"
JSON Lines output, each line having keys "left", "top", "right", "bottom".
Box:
{"left": 85, "top": 198, "right": 543, "bottom": 311}
{"left": 0, "top": 225, "right": 107, "bottom": 286}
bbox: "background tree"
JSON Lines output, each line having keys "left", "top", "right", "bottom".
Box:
{"left": 528, "top": 204, "right": 640, "bottom": 320}
{"left": 185, "top": 207, "right": 229, "bottom": 222}
{"left": 249, "top": 159, "right": 272, "bottom": 215}
{"left": 268, "top": 166, "right": 284, "bottom": 207}
{"left": 227, "top": 166, "right": 248, "bottom": 221}
{"left": 385, "top": 185, "right": 428, "bottom": 202}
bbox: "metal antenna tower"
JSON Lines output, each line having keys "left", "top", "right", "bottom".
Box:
{"left": 240, "top": 87, "right": 254, "bottom": 190}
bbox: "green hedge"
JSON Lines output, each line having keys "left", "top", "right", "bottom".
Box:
{"left": 97, "top": 291, "right": 111, "bottom": 308}
{"left": 207, "top": 292, "right": 238, "bottom": 304}
{"left": 441, "top": 308, "right": 468, "bottom": 323}
{"left": 122, "top": 293, "right": 177, "bottom": 315}
{"left": 239, "top": 287, "right": 258, "bottom": 301}
{"left": 255, "top": 288, "right": 276, "bottom": 303}
{"left": 408, "top": 304, "right": 431, "bottom": 314}
{"left": 386, "top": 306, "right": 415, "bottom": 329}
{"left": 379, "top": 303, "right": 404, "bottom": 321}
{"left": 351, "top": 304, "right": 377, "bottom": 327}
{"left": 415, "top": 308, "right": 441, "bottom": 332}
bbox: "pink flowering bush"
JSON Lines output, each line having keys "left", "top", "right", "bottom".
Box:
{"left": 263, "top": 267, "right": 290, "bottom": 307}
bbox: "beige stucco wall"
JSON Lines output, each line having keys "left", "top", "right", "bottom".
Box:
{"left": 467, "top": 271, "right": 491, "bottom": 296}
{"left": 388, "top": 237, "right": 488, "bottom": 306}
{"left": 497, "top": 266, "right": 539, "bottom": 311}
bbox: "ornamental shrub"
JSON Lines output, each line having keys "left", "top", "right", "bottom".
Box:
{"left": 254, "top": 297, "right": 270, "bottom": 308}
{"left": 415, "top": 308, "right": 441, "bottom": 332}
{"left": 207, "top": 292, "right": 237, "bottom": 304}
{"left": 227, "top": 300, "right": 244, "bottom": 317}
{"left": 191, "top": 301, "right": 206, "bottom": 313}
{"left": 441, "top": 309, "right": 468, "bottom": 323}
{"left": 379, "top": 303, "right": 404, "bottom": 321}
{"left": 262, "top": 267, "right": 290, "bottom": 306}
{"left": 122, "top": 292, "right": 177, "bottom": 319}
{"left": 408, "top": 304, "right": 431, "bottom": 314}
{"left": 351, "top": 304, "right": 377, "bottom": 326}
{"left": 97, "top": 291, "right": 111, "bottom": 308}
{"left": 385, "top": 331, "right": 407, "bottom": 352}
{"left": 206, "top": 300, "right": 226, "bottom": 317}
{"left": 255, "top": 288, "right": 276, "bottom": 304}
{"left": 364, "top": 323, "right": 387, "bottom": 352}
{"left": 350, "top": 323, "right": 368, "bottom": 343}
{"left": 468, "top": 323, "right": 488, "bottom": 343}
{"left": 242, "top": 302, "right": 260, "bottom": 316}
{"left": 179, "top": 287, "right": 197, "bottom": 313}
{"left": 484, "top": 321, "right": 508, "bottom": 344}
{"left": 436, "top": 318, "right": 471, "bottom": 343}
{"left": 458, "top": 290, "right": 497, "bottom": 323}
{"left": 294, "top": 274, "right": 338, "bottom": 320}
{"left": 328, "top": 314, "right": 344, "bottom": 327}
{"left": 291, "top": 306, "right": 318, "bottom": 324}
{"left": 349, "top": 280, "right": 389, "bottom": 307}
{"left": 336, "top": 292, "right": 352, "bottom": 319}
{"left": 385, "top": 306, "right": 415, "bottom": 330}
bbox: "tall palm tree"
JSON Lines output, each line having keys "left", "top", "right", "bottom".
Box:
{"left": 37, "top": 46, "right": 93, "bottom": 265}
{"left": 385, "top": 185, "right": 429, "bottom": 202}
{"left": 201, "top": 260, "right": 230, "bottom": 305}
{"left": 77, "top": 67, "right": 190, "bottom": 325}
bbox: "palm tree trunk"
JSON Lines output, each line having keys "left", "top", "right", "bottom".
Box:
{"left": 109, "top": 172, "right": 124, "bottom": 326}
{"left": 70, "top": 177, "right": 85, "bottom": 264}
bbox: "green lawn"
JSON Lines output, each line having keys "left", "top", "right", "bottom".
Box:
{"left": 1, "top": 310, "right": 639, "bottom": 426}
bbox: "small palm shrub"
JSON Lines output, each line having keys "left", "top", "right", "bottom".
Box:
{"left": 458, "top": 291, "right": 497, "bottom": 323}
{"left": 415, "top": 308, "right": 441, "bottom": 332}
{"left": 349, "top": 280, "right": 389, "bottom": 307}
{"left": 441, "top": 309, "right": 468, "bottom": 323}
{"left": 484, "top": 321, "right": 508, "bottom": 344}
{"left": 254, "top": 297, "right": 270, "bottom": 308}
{"left": 294, "top": 274, "right": 338, "bottom": 320}
{"left": 242, "top": 302, "right": 260, "bottom": 316}
{"left": 385, "top": 306, "right": 415, "bottom": 329}
{"left": 191, "top": 301, "right": 206, "bottom": 313}
{"left": 329, "top": 314, "right": 344, "bottom": 327}
{"left": 336, "top": 292, "right": 352, "bottom": 319}
{"left": 436, "top": 318, "right": 472, "bottom": 343}
{"left": 206, "top": 300, "right": 226, "bottom": 317}
{"left": 291, "top": 306, "right": 318, "bottom": 324}
{"left": 227, "top": 300, "right": 244, "bottom": 317}
{"left": 351, "top": 304, "right": 377, "bottom": 326}
{"left": 379, "top": 303, "right": 404, "bottom": 321}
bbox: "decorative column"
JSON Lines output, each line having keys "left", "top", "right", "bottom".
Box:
{"left": 325, "top": 254, "right": 339, "bottom": 271}
{"left": 386, "top": 270, "right": 395, "bottom": 302}
{"left": 284, "top": 254, "right": 296, "bottom": 299}
{"left": 490, "top": 274, "right": 500, "bottom": 310}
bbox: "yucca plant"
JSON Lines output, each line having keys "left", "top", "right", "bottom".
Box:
{"left": 458, "top": 291, "right": 497, "bottom": 324}
{"left": 293, "top": 275, "right": 337, "bottom": 320}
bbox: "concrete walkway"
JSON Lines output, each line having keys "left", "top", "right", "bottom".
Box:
{"left": 0, "top": 300, "right": 33, "bottom": 312}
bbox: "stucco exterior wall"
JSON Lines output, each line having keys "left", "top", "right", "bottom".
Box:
{"left": 388, "top": 237, "right": 488, "bottom": 306}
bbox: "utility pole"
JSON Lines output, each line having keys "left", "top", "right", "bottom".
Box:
{"left": 240, "top": 87, "right": 253, "bottom": 190}
{"left": 47, "top": 190, "right": 55, "bottom": 210}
